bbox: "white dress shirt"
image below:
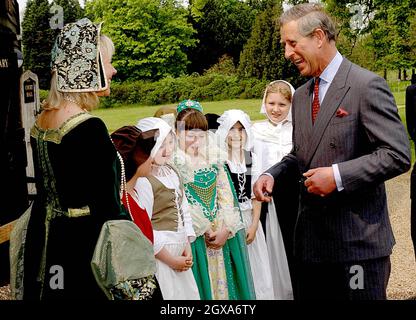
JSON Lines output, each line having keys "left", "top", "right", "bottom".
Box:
{"left": 316, "top": 51, "right": 344, "bottom": 191}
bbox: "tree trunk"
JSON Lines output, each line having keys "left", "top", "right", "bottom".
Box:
{"left": 398, "top": 69, "right": 402, "bottom": 80}
{"left": 404, "top": 69, "right": 407, "bottom": 80}
{"left": 384, "top": 69, "right": 387, "bottom": 80}
{"left": 412, "top": 69, "right": 415, "bottom": 76}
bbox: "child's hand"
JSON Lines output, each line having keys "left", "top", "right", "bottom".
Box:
{"left": 204, "top": 229, "right": 215, "bottom": 246}
{"left": 181, "top": 242, "right": 193, "bottom": 271}
{"left": 182, "top": 242, "right": 192, "bottom": 261}
{"left": 246, "top": 222, "right": 258, "bottom": 245}
{"left": 169, "top": 256, "right": 193, "bottom": 272}
{"left": 205, "top": 228, "right": 230, "bottom": 250}
{"left": 204, "top": 228, "right": 214, "bottom": 239}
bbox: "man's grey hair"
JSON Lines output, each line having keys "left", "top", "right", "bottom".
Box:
{"left": 279, "top": 3, "right": 336, "bottom": 42}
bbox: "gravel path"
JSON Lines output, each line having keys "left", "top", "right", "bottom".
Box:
{"left": 385, "top": 171, "right": 416, "bottom": 299}
{"left": 0, "top": 285, "right": 10, "bottom": 300}
{"left": 1, "top": 172, "right": 415, "bottom": 300}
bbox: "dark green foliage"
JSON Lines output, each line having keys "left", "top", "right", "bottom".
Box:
{"left": 98, "top": 74, "right": 269, "bottom": 108}
{"left": 53, "top": 0, "right": 84, "bottom": 25}
{"left": 205, "top": 55, "right": 237, "bottom": 76}
{"left": 22, "top": 0, "right": 55, "bottom": 89}
{"left": 22, "top": 0, "right": 85, "bottom": 89}
{"left": 39, "top": 89, "right": 49, "bottom": 102}
{"left": 238, "top": 1, "right": 305, "bottom": 87}
{"left": 86, "top": 0, "right": 196, "bottom": 81}
{"left": 187, "top": 0, "right": 259, "bottom": 74}
{"left": 324, "top": 0, "right": 416, "bottom": 74}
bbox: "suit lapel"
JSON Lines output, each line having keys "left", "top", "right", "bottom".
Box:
{"left": 304, "top": 58, "right": 352, "bottom": 167}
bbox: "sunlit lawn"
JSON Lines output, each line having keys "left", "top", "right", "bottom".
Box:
{"left": 91, "top": 89, "right": 414, "bottom": 160}
{"left": 91, "top": 99, "right": 265, "bottom": 133}
{"left": 92, "top": 89, "right": 406, "bottom": 131}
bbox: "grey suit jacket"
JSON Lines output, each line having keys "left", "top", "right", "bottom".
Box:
{"left": 267, "top": 58, "right": 411, "bottom": 263}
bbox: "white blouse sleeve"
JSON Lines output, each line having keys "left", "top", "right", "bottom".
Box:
{"left": 134, "top": 177, "right": 166, "bottom": 255}
{"left": 187, "top": 203, "right": 212, "bottom": 238}
{"left": 134, "top": 178, "right": 153, "bottom": 220}
{"left": 181, "top": 194, "right": 196, "bottom": 243}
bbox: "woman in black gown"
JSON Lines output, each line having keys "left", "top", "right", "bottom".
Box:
{"left": 22, "top": 18, "right": 123, "bottom": 300}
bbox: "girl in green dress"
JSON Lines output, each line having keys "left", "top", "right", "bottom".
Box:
{"left": 172, "top": 100, "right": 255, "bottom": 300}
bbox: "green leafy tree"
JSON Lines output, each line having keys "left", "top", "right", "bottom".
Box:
{"left": 238, "top": 0, "right": 304, "bottom": 87}
{"left": 187, "top": 0, "right": 259, "bottom": 73}
{"left": 86, "top": 0, "right": 196, "bottom": 81}
{"left": 22, "top": 0, "right": 55, "bottom": 89}
{"left": 52, "top": 0, "right": 84, "bottom": 25}
{"left": 323, "top": 0, "right": 416, "bottom": 78}
{"left": 22, "top": 0, "right": 86, "bottom": 89}
{"left": 375, "top": 1, "right": 415, "bottom": 79}
{"left": 409, "top": 12, "right": 416, "bottom": 75}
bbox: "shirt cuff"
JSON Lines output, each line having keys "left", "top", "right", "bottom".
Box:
{"left": 185, "top": 225, "right": 196, "bottom": 243}
{"left": 262, "top": 172, "right": 275, "bottom": 181}
{"left": 332, "top": 164, "right": 344, "bottom": 192}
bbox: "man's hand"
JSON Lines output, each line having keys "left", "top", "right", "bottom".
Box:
{"left": 303, "top": 167, "right": 336, "bottom": 197}
{"left": 253, "top": 174, "right": 274, "bottom": 202}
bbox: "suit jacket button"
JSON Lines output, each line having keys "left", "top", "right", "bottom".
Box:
{"left": 330, "top": 142, "right": 336, "bottom": 148}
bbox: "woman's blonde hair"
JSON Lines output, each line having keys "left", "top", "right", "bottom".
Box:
{"left": 42, "top": 35, "right": 115, "bottom": 112}
{"left": 100, "top": 34, "right": 115, "bottom": 62}
{"left": 265, "top": 81, "right": 292, "bottom": 103}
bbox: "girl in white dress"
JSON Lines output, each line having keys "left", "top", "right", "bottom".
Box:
{"left": 215, "top": 109, "right": 275, "bottom": 300}
{"left": 134, "top": 117, "right": 200, "bottom": 300}
{"left": 251, "top": 80, "right": 295, "bottom": 300}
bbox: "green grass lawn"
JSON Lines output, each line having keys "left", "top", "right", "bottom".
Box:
{"left": 92, "top": 89, "right": 407, "bottom": 131}
{"left": 92, "top": 88, "right": 414, "bottom": 161}
{"left": 394, "top": 91, "right": 405, "bottom": 108}
{"left": 92, "top": 99, "right": 265, "bottom": 133}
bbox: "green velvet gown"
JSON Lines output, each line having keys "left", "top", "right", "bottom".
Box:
{"left": 22, "top": 113, "right": 126, "bottom": 300}
{"left": 174, "top": 148, "right": 255, "bottom": 300}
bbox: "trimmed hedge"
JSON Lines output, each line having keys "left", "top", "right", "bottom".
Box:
{"left": 100, "top": 73, "right": 269, "bottom": 108}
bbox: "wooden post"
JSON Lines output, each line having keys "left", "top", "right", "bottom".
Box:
{"left": 20, "top": 70, "right": 40, "bottom": 199}
{"left": 0, "top": 220, "right": 17, "bottom": 245}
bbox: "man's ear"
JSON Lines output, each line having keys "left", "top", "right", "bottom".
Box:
{"left": 312, "top": 28, "right": 326, "bottom": 48}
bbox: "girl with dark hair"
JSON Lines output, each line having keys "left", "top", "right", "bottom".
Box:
{"left": 173, "top": 100, "right": 255, "bottom": 300}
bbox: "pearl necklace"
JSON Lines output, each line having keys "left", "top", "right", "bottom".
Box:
{"left": 63, "top": 95, "right": 87, "bottom": 111}
{"left": 115, "top": 150, "right": 133, "bottom": 220}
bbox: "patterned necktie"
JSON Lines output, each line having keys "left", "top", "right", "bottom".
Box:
{"left": 312, "top": 77, "right": 320, "bottom": 124}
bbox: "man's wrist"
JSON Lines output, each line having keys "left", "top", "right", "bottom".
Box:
{"left": 262, "top": 172, "right": 274, "bottom": 181}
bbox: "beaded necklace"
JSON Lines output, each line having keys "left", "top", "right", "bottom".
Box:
{"left": 63, "top": 95, "right": 90, "bottom": 116}
{"left": 63, "top": 95, "right": 81, "bottom": 107}
{"left": 115, "top": 150, "right": 133, "bottom": 220}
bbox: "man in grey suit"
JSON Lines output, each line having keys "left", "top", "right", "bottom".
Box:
{"left": 405, "top": 74, "right": 416, "bottom": 257}
{"left": 253, "top": 3, "right": 411, "bottom": 300}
